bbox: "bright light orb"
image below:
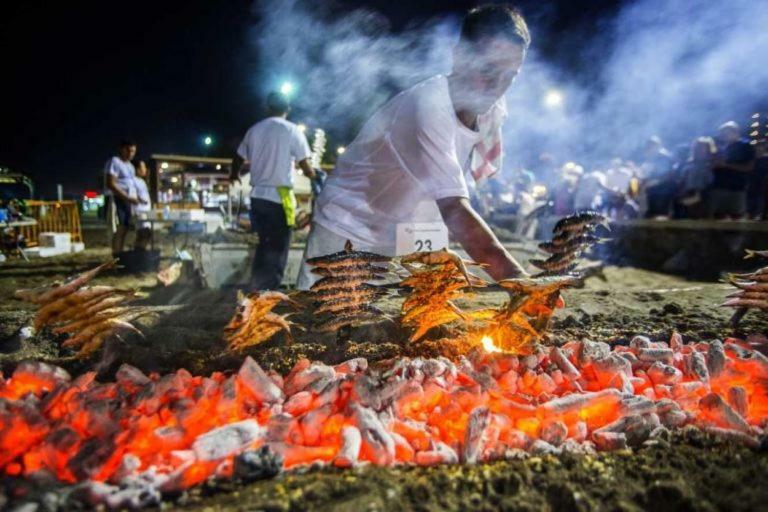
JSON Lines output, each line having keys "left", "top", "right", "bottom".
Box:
{"left": 280, "top": 82, "right": 295, "bottom": 96}
{"left": 543, "top": 89, "right": 564, "bottom": 109}
{"left": 203, "top": 136, "right": 213, "bottom": 146}
{"left": 337, "top": 146, "right": 346, "bottom": 155}
{"left": 297, "top": 123, "right": 307, "bottom": 133}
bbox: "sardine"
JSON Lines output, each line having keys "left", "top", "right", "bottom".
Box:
{"left": 721, "top": 298, "right": 768, "bottom": 309}
{"left": 539, "top": 234, "right": 601, "bottom": 254}
{"left": 311, "top": 264, "right": 389, "bottom": 277}
{"left": 15, "top": 259, "right": 116, "bottom": 304}
{"left": 306, "top": 240, "right": 391, "bottom": 268}
{"left": 744, "top": 249, "right": 768, "bottom": 260}
{"left": 530, "top": 251, "right": 580, "bottom": 272}
{"left": 498, "top": 275, "right": 582, "bottom": 295}
{"left": 314, "top": 309, "right": 385, "bottom": 332}
{"left": 310, "top": 275, "right": 386, "bottom": 292}
{"left": 553, "top": 211, "right": 609, "bottom": 235}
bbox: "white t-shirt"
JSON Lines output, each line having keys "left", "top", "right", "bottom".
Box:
{"left": 313, "top": 75, "right": 500, "bottom": 250}
{"left": 105, "top": 157, "right": 136, "bottom": 199}
{"left": 237, "top": 117, "right": 312, "bottom": 204}
{"left": 133, "top": 176, "right": 151, "bottom": 215}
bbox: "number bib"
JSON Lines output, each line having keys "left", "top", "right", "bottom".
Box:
{"left": 395, "top": 222, "right": 450, "bottom": 255}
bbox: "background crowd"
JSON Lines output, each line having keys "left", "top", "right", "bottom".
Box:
{"left": 477, "top": 120, "right": 768, "bottom": 222}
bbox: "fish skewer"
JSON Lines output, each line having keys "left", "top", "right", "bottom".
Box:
{"left": 14, "top": 259, "right": 117, "bottom": 305}
{"left": 307, "top": 240, "right": 392, "bottom": 334}
{"left": 223, "top": 291, "right": 302, "bottom": 350}
{"left": 724, "top": 251, "right": 768, "bottom": 327}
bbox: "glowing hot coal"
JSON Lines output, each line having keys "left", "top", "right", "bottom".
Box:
{"left": 1, "top": 334, "right": 767, "bottom": 508}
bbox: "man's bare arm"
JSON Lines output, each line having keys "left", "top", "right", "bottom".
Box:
{"left": 297, "top": 158, "right": 317, "bottom": 179}
{"left": 107, "top": 175, "right": 138, "bottom": 204}
{"left": 437, "top": 196, "right": 527, "bottom": 280}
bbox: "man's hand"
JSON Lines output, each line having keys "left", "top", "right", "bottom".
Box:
{"left": 437, "top": 196, "right": 527, "bottom": 280}
{"left": 298, "top": 158, "right": 317, "bottom": 180}
{"left": 127, "top": 197, "right": 140, "bottom": 205}
{"left": 230, "top": 154, "right": 245, "bottom": 184}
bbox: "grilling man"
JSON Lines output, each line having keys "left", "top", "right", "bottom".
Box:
{"left": 297, "top": 4, "right": 529, "bottom": 289}
{"left": 231, "top": 92, "right": 316, "bottom": 289}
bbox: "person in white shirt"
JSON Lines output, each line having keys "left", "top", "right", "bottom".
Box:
{"left": 230, "top": 92, "right": 316, "bottom": 289}
{"left": 133, "top": 160, "right": 152, "bottom": 250}
{"left": 105, "top": 140, "right": 142, "bottom": 255}
{"left": 297, "top": 4, "right": 529, "bottom": 290}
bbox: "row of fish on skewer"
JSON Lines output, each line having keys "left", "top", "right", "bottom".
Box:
{"left": 306, "top": 240, "right": 392, "bottom": 333}
{"left": 532, "top": 210, "right": 609, "bottom": 276}
{"left": 723, "top": 249, "right": 768, "bottom": 326}
{"left": 13, "top": 260, "right": 152, "bottom": 358}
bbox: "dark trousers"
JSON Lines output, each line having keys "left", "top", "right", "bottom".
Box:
{"left": 249, "top": 198, "right": 291, "bottom": 290}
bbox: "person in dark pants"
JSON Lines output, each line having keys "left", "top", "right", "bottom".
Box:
{"left": 231, "top": 92, "right": 316, "bottom": 290}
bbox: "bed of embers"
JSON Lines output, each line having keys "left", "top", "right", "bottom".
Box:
{"left": 1, "top": 213, "right": 767, "bottom": 510}
{"left": 1, "top": 334, "right": 767, "bottom": 509}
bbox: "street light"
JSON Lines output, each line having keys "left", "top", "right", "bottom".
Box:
{"left": 203, "top": 135, "right": 213, "bottom": 146}
{"left": 337, "top": 146, "right": 346, "bottom": 155}
{"left": 297, "top": 123, "right": 307, "bottom": 133}
{"left": 280, "top": 81, "right": 295, "bottom": 97}
{"left": 543, "top": 89, "right": 564, "bottom": 109}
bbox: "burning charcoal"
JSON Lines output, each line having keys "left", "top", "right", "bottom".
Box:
{"left": 285, "top": 363, "right": 335, "bottom": 395}
{"left": 233, "top": 446, "right": 282, "bottom": 482}
{"left": 154, "top": 426, "right": 186, "bottom": 448}
{"left": 592, "top": 431, "right": 627, "bottom": 451}
{"left": 115, "top": 364, "right": 150, "bottom": 388}
{"left": 561, "top": 438, "right": 596, "bottom": 455}
{"left": 352, "top": 375, "right": 383, "bottom": 410}
{"left": 529, "top": 439, "right": 559, "bottom": 455}
{"left": 391, "top": 431, "right": 416, "bottom": 462}
{"left": 353, "top": 404, "right": 396, "bottom": 465}
{"left": 300, "top": 404, "right": 333, "bottom": 446}
{"left": 550, "top": 347, "right": 581, "bottom": 382}
{"left": 68, "top": 437, "right": 118, "bottom": 480}
{"left": 498, "top": 369, "right": 519, "bottom": 394}
{"left": 592, "top": 354, "right": 633, "bottom": 393}
{"left": 540, "top": 421, "right": 568, "bottom": 447}
{"left": 462, "top": 406, "right": 491, "bottom": 463}
{"left": 422, "top": 359, "right": 448, "bottom": 378}
{"left": 415, "top": 441, "right": 458, "bottom": 466}
{"left": 539, "top": 388, "right": 622, "bottom": 416}
{"left": 707, "top": 340, "right": 726, "bottom": 377}
{"left": 192, "top": 419, "right": 265, "bottom": 461}
{"left": 579, "top": 340, "right": 611, "bottom": 365}
{"left": 83, "top": 479, "right": 161, "bottom": 510}
{"left": 689, "top": 352, "right": 710, "bottom": 386}
{"left": 646, "top": 362, "right": 683, "bottom": 386}
{"left": 391, "top": 419, "right": 431, "bottom": 451}
{"left": 619, "top": 396, "right": 657, "bottom": 416}
{"left": 630, "top": 335, "right": 652, "bottom": 350}
{"left": 334, "top": 358, "right": 368, "bottom": 374}
{"left": 238, "top": 357, "right": 284, "bottom": 404}
{"left": 265, "top": 413, "right": 298, "bottom": 443}
{"left": 334, "top": 426, "right": 362, "bottom": 468}
{"left": 114, "top": 453, "right": 142, "bottom": 481}
{"left": 728, "top": 387, "right": 749, "bottom": 417}
{"left": 699, "top": 393, "right": 753, "bottom": 434}
{"left": 11, "top": 361, "right": 71, "bottom": 396}
{"left": 458, "top": 357, "right": 496, "bottom": 390}
{"left": 284, "top": 391, "right": 313, "bottom": 416}
{"left": 669, "top": 332, "right": 683, "bottom": 351}
{"left": 702, "top": 426, "right": 760, "bottom": 448}
{"left": 637, "top": 348, "right": 674, "bottom": 364}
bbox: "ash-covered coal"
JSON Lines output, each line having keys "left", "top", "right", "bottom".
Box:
{"left": 1, "top": 332, "right": 767, "bottom": 509}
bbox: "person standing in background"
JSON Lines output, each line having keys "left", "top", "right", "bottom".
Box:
{"left": 133, "top": 160, "right": 152, "bottom": 250}
{"left": 747, "top": 140, "right": 768, "bottom": 220}
{"left": 640, "top": 136, "right": 676, "bottom": 218}
{"left": 105, "top": 140, "right": 141, "bottom": 255}
{"left": 707, "top": 121, "right": 755, "bottom": 219}
{"left": 230, "top": 92, "right": 317, "bottom": 290}
{"left": 675, "top": 137, "right": 716, "bottom": 219}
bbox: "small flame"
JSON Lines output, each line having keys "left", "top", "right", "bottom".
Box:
{"left": 481, "top": 335, "right": 501, "bottom": 353}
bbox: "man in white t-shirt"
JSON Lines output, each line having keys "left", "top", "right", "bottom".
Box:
{"left": 105, "top": 140, "right": 141, "bottom": 255}
{"left": 297, "top": 4, "right": 530, "bottom": 289}
{"left": 231, "top": 92, "right": 316, "bottom": 289}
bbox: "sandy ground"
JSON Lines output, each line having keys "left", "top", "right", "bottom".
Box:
{"left": 1, "top": 232, "right": 768, "bottom": 511}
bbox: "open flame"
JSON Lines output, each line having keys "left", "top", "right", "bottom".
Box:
{"left": 481, "top": 335, "right": 502, "bottom": 353}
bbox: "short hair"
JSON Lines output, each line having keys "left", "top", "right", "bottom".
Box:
{"left": 119, "top": 140, "right": 137, "bottom": 148}
{"left": 718, "top": 121, "right": 740, "bottom": 132}
{"left": 460, "top": 4, "right": 531, "bottom": 48}
{"left": 266, "top": 92, "right": 290, "bottom": 114}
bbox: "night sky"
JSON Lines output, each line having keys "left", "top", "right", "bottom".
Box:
{"left": 1, "top": 0, "right": 622, "bottom": 197}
